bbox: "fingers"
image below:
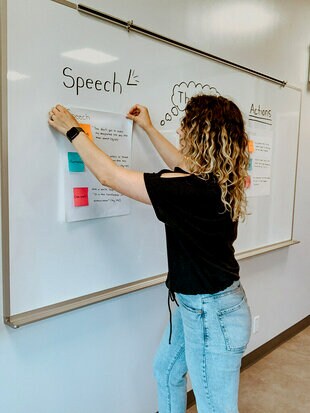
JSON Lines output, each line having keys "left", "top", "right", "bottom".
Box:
{"left": 128, "top": 104, "right": 140, "bottom": 113}
{"left": 126, "top": 104, "right": 153, "bottom": 132}
{"left": 52, "top": 104, "right": 65, "bottom": 113}
{"left": 48, "top": 105, "right": 63, "bottom": 130}
{"left": 49, "top": 104, "right": 66, "bottom": 121}
{"left": 50, "top": 104, "right": 65, "bottom": 114}
{"left": 126, "top": 105, "right": 139, "bottom": 121}
{"left": 48, "top": 104, "right": 80, "bottom": 137}
{"left": 127, "top": 104, "right": 146, "bottom": 117}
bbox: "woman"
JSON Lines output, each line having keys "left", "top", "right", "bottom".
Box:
{"left": 49, "top": 94, "right": 252, "bottom": 413}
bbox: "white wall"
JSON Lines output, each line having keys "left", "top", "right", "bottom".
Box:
{"left": 1, "top": 1, "right": 310, "bottom": 412}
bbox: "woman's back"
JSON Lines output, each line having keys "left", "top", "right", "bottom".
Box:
{"left": 144, "top": 166, "right": 240, "bottom": 295}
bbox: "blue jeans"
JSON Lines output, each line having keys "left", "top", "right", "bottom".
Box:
{"left": 153, "top": 280, "right": 252, "bottom": 413}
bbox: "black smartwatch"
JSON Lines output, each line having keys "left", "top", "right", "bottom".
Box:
{"left": 66, "top": 127, "right": 84, "bottom": 142}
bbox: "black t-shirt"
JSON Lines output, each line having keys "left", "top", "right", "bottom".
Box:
{"left": 144, "top": 167, "right": 240, "bottom": 294}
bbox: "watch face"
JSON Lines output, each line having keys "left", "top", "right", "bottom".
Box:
{"left": 67, "top": 127, "right": 79, "bottom": 140}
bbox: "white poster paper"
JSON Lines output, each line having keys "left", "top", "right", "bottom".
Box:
{"left": 246, "top": 127, "right": 273, "bottom": 197}
{"left": 62, "top": 108, "right": 132, "bottom": 222}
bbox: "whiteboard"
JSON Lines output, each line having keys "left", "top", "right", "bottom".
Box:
{"left": 2, "top": 0, "right": 300, "bottom": 320}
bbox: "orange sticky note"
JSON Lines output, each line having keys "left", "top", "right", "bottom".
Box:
{"left": 79, "top": 123, "right": 93, "bottom": 141}
{"left": 248, "top": 140, "right": 254, "bottom": 153}
{"left": 73, "top": 187, "right": 89, "bottom": 207}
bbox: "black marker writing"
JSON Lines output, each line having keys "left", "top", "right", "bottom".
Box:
{"left": 63, "top": 67, "right": 139, "bottom": 96}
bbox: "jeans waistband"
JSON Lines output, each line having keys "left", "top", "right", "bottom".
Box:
{"left": 211, "top": 279, "right": 241, "bottom": 296}
{"left": 199, "top": 279, "right": 243, "bottom": 302}
{"left": 177, "top": 279, "right": 242, "bottom": 303}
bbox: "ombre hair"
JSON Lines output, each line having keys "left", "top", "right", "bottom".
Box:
{"left": 180, "top": 94, "right": 249, "bottom": 221}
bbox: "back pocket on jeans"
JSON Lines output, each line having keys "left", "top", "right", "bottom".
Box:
{"left": 217, "top": 295, "right": 252, "bottom": 353}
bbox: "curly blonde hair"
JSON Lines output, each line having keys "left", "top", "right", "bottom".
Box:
{"left": 180, "top": 94, "right": 249, "bottom": 221}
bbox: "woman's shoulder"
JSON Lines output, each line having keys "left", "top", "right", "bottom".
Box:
{"left": 152, "top": 166, "right": 190, "bottom": 179}
{"left": 150, "top": 167, "right": 218, "bottom": 188}
{"left": 171, "top": 167, "right": 218, "bottom": 185}
{"left": 161, "top": 168, "right": 191, "bottom": 179}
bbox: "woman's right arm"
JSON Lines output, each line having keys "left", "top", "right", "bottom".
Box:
{"left": 127, "top": 104, "right": 183, "bottom": 170}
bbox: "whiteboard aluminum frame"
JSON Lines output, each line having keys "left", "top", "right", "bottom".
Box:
{"left": 3, "top": 240, "right": 299, "bottom": 329}
{"left": 0, "top": 0, "right": 11, "bottom": 324}
{"left": 1, "top": 0, "right": 301, "bottom": 328}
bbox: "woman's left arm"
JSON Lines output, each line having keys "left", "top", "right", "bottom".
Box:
{"left": 48, "top": 104, "right": 151, "bottom": 205}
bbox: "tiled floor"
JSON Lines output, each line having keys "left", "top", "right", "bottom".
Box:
{"left": 187, "top": 326, "right": 310, "bottom": 413}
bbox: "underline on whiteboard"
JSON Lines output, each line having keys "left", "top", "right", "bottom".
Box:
{"left": 248, "top": 118, "right": 272, "bottom": 126}
{"left": 249, "top": 114, "right": 272, "bottom": 122}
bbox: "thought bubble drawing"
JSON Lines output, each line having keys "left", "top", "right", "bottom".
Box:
{"left": 161, "top": 81, "right": 220, "bottom": 126}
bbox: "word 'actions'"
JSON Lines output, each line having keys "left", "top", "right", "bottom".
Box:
{"left": 62, "top": 67, "right": 139, "bottom": 96}
{"left": 250, "top": 104, "right": 272, "bottom": 118}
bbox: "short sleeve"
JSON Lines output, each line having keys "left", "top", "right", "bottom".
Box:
{"left": 144, "top": 170, "right": 222, "bottom": 226}
{"left": 144, "top": 171, "right": 171, "bottom": 223}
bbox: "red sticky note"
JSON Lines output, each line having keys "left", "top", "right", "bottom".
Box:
{"left": 73, "top": 187, "right": 89, "bottom": 207}
{"left": 245, "top": 175, "right": 251, "bottom": 189}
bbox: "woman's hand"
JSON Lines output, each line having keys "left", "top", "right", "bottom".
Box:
{"left": 48, "top": 104, "right": 80, "bottom": 136}
{"left": 126, "top": 104, "right": 153, "bottom": 132}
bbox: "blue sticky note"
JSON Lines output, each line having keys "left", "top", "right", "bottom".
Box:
{"left": 248, "top": 158, "right": 253, "bottom": 171}
{"left": 68, "top": 152, "right": 85, "bottom": 172}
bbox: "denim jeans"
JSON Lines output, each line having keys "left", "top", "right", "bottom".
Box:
{"left": 153, "top": 280, "right": 252, "bottom": 413}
